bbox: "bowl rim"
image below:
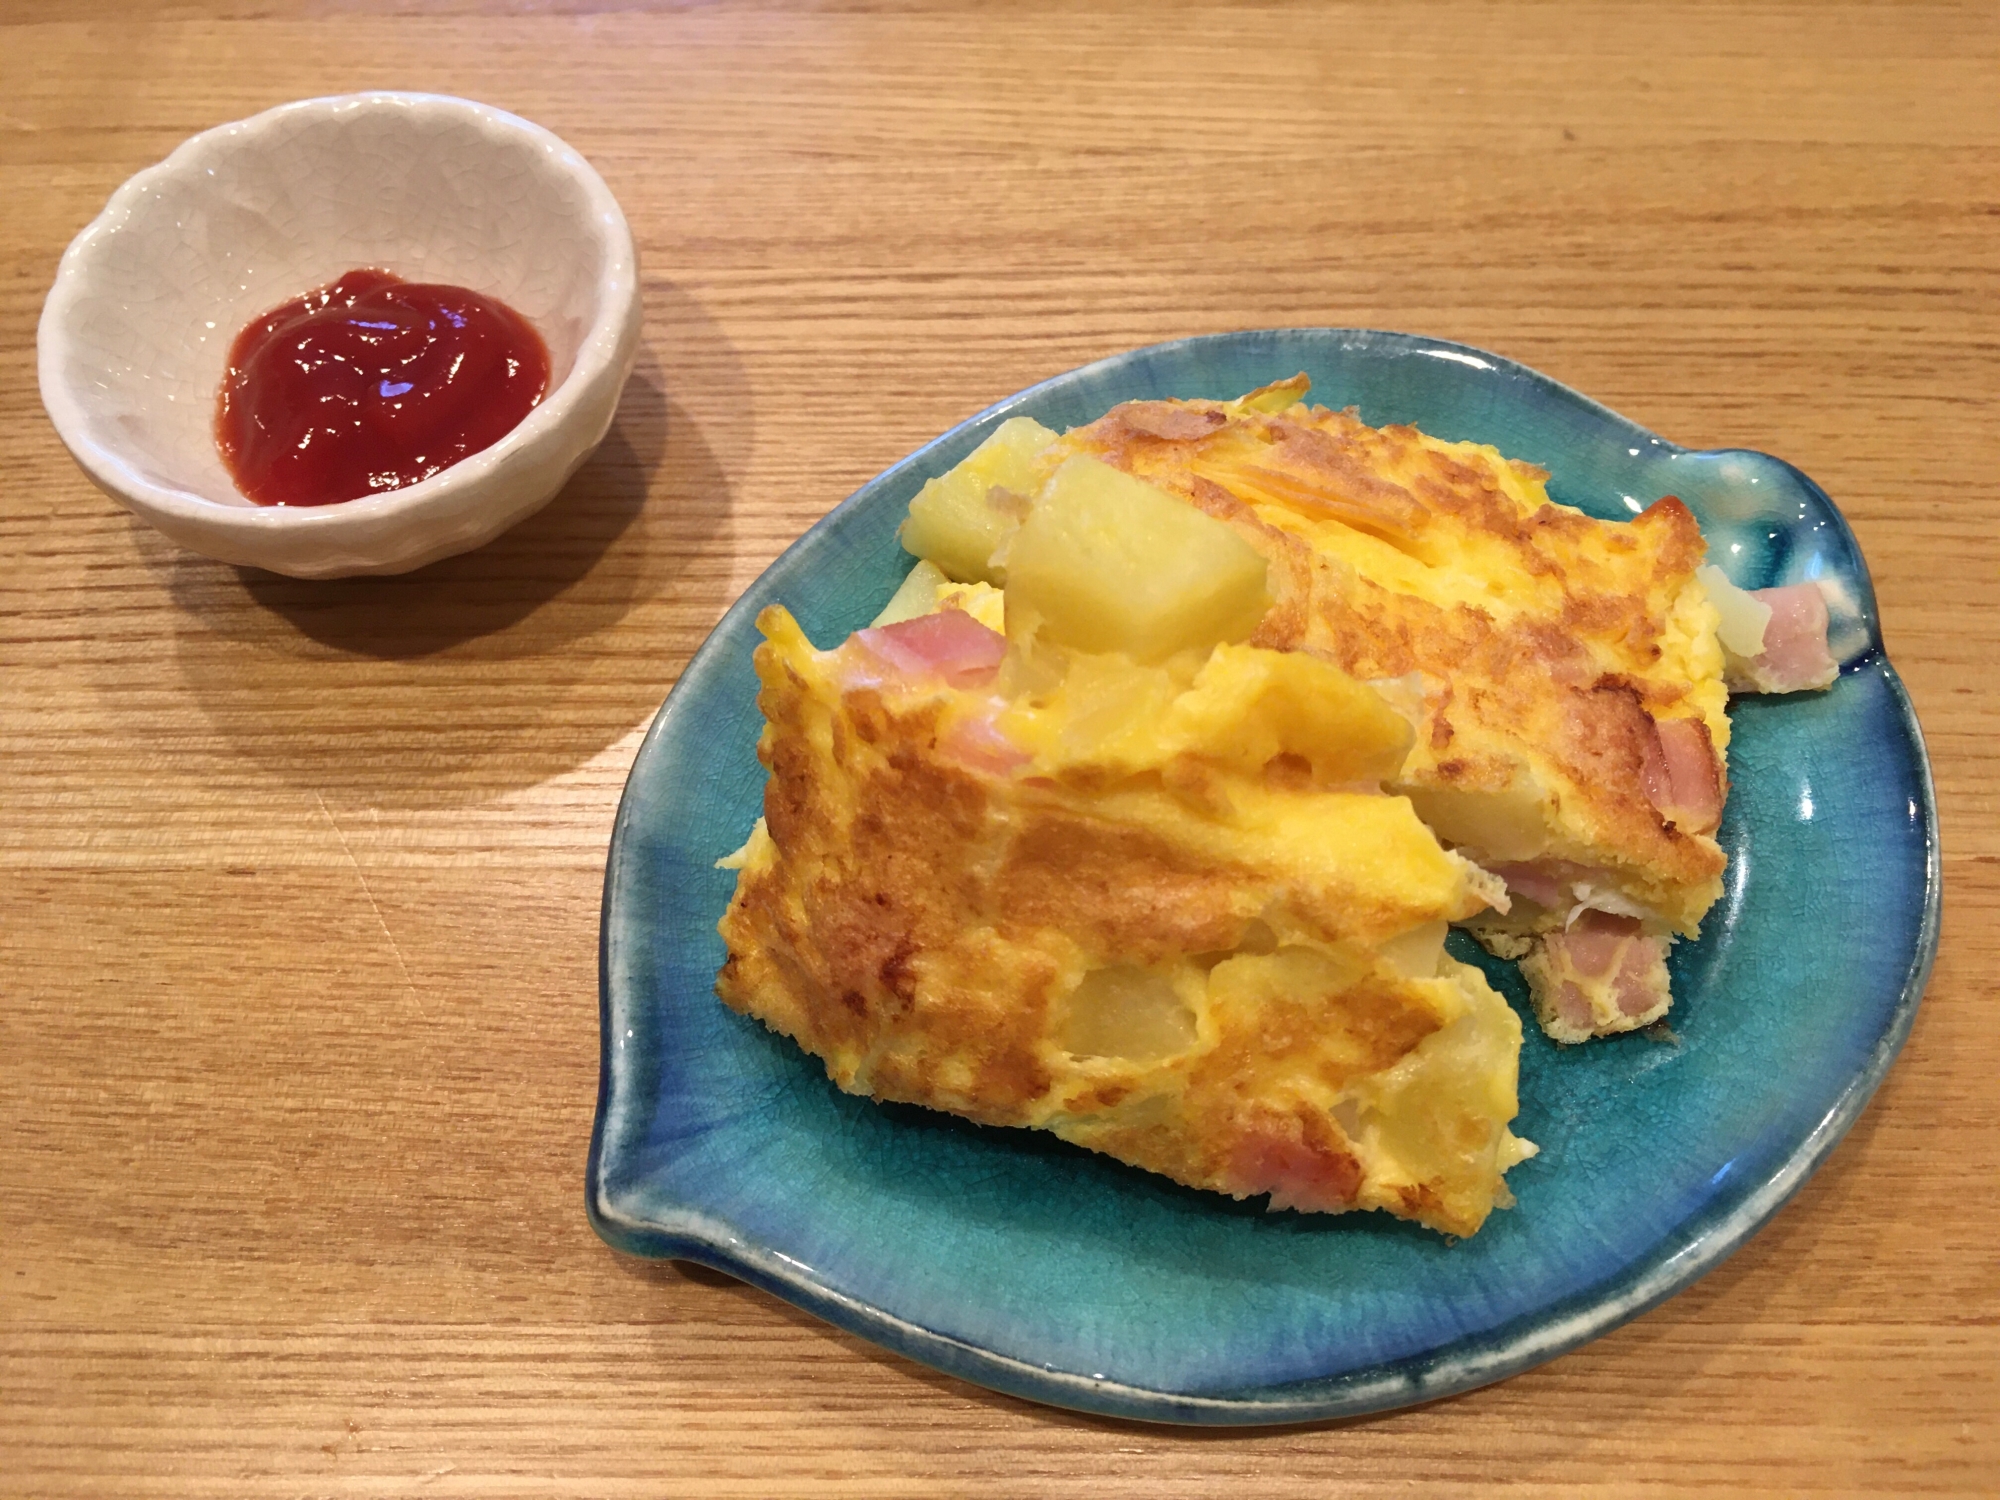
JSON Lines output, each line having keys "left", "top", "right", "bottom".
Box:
{"left": 36, "top": 90, "right": 638, "bottom": 535}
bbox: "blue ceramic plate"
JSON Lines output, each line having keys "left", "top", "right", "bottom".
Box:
{"left": 588, "top": 330, "right": 1938, "bottom": 1424}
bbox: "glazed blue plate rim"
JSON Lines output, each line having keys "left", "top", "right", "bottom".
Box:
{"left": 588, "top": 328, "right": 1940, "bottom": 1425}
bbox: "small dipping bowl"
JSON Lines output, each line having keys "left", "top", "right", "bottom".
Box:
{"left": 38, "top": 92, "right": 641, "bottom": 578}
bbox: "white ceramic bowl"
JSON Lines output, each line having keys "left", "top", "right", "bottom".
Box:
{"left": 38, "top": 92, "right": 641, "bottom": 578}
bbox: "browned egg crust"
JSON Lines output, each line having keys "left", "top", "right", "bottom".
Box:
{"left": 1060, "top": 386, "right": 1728, "bottom": 934}
{"left": 718, "top": 621, "right": 1531, "bottom": 1238}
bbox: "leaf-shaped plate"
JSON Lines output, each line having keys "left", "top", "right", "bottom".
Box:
{"left": 588, "top": 329, "right": 1938, "bottom": 1424}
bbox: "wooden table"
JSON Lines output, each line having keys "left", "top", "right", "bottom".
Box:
{"left": 4, "top": 3, "right": 1995, "bottom": 1493}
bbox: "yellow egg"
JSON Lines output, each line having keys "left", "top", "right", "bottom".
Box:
{"left": 718, "top": 602, "right": 1531, "bottom": 1238}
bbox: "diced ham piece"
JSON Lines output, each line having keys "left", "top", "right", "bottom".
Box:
{"left": 1614, "top": 940, "right": 1663, "bottom": 1016}
{"left": 1554, "top": 982, "right": 1594, "bottom": 1032}
{"left": 852, "top": 608, "right": 1008, "bottom": 690}
{"left": 1225, "top": 1117, "right": 1363, "bottom": 1213}
{"left": 1641, "top": 715, "right": 1724, "bottom": 834}
{"left": 1554, "top": 908, "right": 1640, "bottom": 979}
{"left": 1534, "top": 910, "right": 1672, "bottom": 1033}
{"left": 939, "top": 712, "right": 1031, "bottom": 777}
{"left": 1488, "top": 863, "right": 1567, "bottom": 910}
{"left": 1745, "top": 583, "right": 1838, "bottom": 694}
{"left": 1488, "top": 864, "right": 1608, "bottom": 912}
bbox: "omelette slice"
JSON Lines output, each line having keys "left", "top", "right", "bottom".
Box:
{"left": 895, "top": 379, "right": 1829, "bottom": 1044}
{"left": 718, "top": 467, "right": 1535, "bottom": 1238}
{"left": 1046, "top": 380, "right": 1732, "bottom": 1043}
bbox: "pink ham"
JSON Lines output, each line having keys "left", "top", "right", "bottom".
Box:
{"left": 1224, "top": 1117, "right": 1363, "bottom": 1214}
{"left": 1486, "top": 858, "right": 1601, "bottom": 911}
{"left": 1554, "top": 982, "right": 1594, "bottom": 1032}
{"left": 1488, "top": 862, "right": 1569, "bottom": 909}
{"left": 1553, "top": 908, "right": 1640, "bottom": 978}
{"left": 1746, "top": 583, "right": 1837, "bottom": 693}
{"left": 852, "top": 609, "right": 1008, "bottom": 690}
{"left": 1541, "top": 910, "right": 1671, "bottom": 1027}
{"left": 939, "top": 713, "right": 1031, "bottom": 777}
{"left": 1641, "top": 715, "right": 1724, "bottom": 833}
{"left": 1614, "top": 939, "right": 1663, "bottom": 1016}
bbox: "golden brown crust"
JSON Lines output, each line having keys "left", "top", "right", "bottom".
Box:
{"left": 718, "top": 612, "right": 1534, "bottom": 1236}
{"left": 992, "top": 812, "right": 1257, "bottom": 963}
{"left": 1058, "top": 392, "right": 1730, "bottom": 936}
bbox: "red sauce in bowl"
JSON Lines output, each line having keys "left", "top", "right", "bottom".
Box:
{"left": 215, "top": 268, "right": 550, "bottom": 508}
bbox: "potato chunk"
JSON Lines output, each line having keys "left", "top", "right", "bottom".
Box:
{"left": 1059, "top": 965, "right": 1199, "bottom": 1062}
{"left": 899, "top": 416, "right": 1057, "bottom": 583}
{"left": 871, "top": 558, "right": 955, "bottom": 626}
{"left": 1005, "top": 456, "right": 1271, "bottom": 662}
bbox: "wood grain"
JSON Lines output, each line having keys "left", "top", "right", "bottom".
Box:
{"left": 3, "top": 2, "right": 1996, "bottom": 1494}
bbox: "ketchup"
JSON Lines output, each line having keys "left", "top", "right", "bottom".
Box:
{"left": 215, "top": 268, "right": 550, "bottom": 508}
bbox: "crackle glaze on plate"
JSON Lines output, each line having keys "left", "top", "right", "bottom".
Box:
{"left": 588, "top": 330, "right": 1938, "bottom": 1424}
